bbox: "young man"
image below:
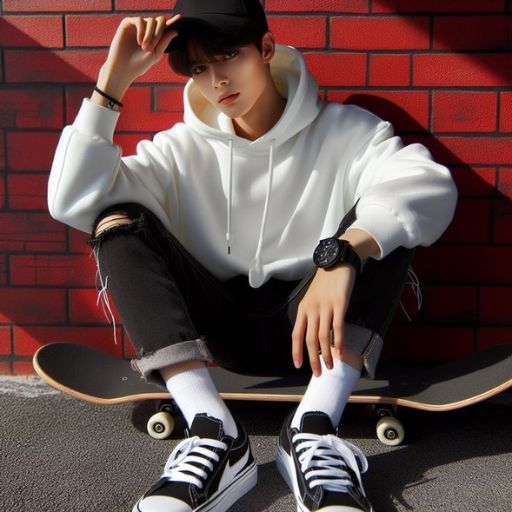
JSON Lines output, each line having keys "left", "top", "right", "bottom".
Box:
{"left": 48, "top": 1, "right": 457, "bottom": 511}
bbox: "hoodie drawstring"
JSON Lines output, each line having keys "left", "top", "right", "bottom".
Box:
{"left": 226, "top": 139, "right": 234, "bottom": 255}
{"left": 251, "top": 141, "right": 275, "bottom": 265}
{"left": 225, "top": 140, "right": 276, "bottom": 288}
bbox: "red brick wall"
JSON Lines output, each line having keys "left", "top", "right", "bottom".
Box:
{"left": 1, "top": 0, "right": 511, "bottom": 373}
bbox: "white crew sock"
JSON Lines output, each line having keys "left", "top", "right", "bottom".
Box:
{"left": 291, "top": 357, "right": 361, "bottom": 430}
{"left": 164, "top": 365, "right": 238, "bottom": 438}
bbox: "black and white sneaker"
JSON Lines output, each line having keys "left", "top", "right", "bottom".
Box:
{"left": 133, "top": 413, "right": 257, "bottom": 512}
{"left": 276, "top": 411, "right": 374, "bottom": 512}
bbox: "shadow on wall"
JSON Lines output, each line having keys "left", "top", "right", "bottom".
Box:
{"left": 0, "top": 2, "right": 510, "bottom": 372}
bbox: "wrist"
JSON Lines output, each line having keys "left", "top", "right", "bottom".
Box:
{"left": 338, "top": 228, "right": 380, "bottom": 261}
{"left": 94, "top": 64, "right": 131, "bottom": 103}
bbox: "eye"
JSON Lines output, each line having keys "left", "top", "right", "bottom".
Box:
{"left": 223, "top": 49, "right": 239, "bottom": 60}
{"left": 191, "top": 64, "right": 207, "bottom": 75}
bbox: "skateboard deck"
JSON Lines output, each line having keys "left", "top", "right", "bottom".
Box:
{"left": 33, "top": 342, "right": 512, "bottom": 445}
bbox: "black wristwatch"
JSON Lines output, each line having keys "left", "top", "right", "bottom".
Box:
{"left": 312, "top": 237, "right": 361, "bottom": 275}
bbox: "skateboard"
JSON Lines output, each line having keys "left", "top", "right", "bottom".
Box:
{"left": 33, "top": 342, "right": 512, "bottom": 446}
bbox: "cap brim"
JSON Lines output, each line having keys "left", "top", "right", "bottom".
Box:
{"left": 164, "top": 15, "right": 248, "bottom": 53}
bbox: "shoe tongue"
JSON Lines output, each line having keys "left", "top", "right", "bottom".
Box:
{"left": 189, "top": 414, "right": 224, "bottom": 439}
{"left": 300, "top": 412, "right": 335, "bottom": 435}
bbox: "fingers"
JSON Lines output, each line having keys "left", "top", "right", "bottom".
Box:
{"left": 332, "top": 308, "right": 345, "bottom": 359}
{"left": 305, "top": 314, "right": 321, "bottom": 377}
{"left": 134, "top": 15, "right": 181, "bottom": 53}
{"left": 291, "top": 310, "right": 307, "bottom": 370}
{"left": 319, "top": 309, "right": 334, "bottom": 370}
{"left": 141, "top": 17, "right": 156, "bottom": 51}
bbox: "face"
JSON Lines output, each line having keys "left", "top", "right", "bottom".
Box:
{"left": 187, "top": 35, "right": 274, "bottom": 121}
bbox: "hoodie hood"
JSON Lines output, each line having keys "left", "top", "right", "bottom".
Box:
{"left": 182, "top": 45, "right": 321, "bottom": 286}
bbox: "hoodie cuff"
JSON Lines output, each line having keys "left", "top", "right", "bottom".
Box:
{"left": 73, "top": 98, "right": 120, "bottom": 143}
{"left": 350, "top": 204, "right": 410, "bottom": 260}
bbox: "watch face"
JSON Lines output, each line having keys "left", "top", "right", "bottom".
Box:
{"left": 313, "top": 238, "right": 340, "bottom": 267}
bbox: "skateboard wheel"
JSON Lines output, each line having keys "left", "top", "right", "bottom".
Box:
{"left": 376, "top": 416, "right": 405, "bottom": 446}
{"left": 147, "top": 411, "right": 175, "bottom": 440}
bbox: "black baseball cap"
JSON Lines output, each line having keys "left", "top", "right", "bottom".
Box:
{"left": 165, "top": 0, "right": 268, "bottom": 53}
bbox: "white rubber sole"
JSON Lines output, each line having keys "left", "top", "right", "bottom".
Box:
{"left": 276, "top": 444, "right": 309, "bottom": 512}
{"left": 132, "top": 461, "right": 258, "bottom": 512}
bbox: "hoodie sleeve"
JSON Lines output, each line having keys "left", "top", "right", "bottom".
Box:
{"left": 345, "top": 117, "right": 458, "bottom": 259}
{"left": 48, "top": 98, "right": 178, "bottom": 234}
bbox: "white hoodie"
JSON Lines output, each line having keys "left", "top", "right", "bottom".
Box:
{"left": 48, "top": 45, "right": 457, "bottom": 288}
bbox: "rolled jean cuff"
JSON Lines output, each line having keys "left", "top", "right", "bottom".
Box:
{"left": 131, "top": 338, "right": 213, "bottom": 386}
{"left": 343, "top": 323, "right": 383, "bottom": 380}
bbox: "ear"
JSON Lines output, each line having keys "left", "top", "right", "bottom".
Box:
{"left": 260, "top": 32, "right": 276, "bottom": 64}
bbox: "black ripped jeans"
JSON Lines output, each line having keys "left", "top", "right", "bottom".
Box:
{"left": 88, "top": 203, "right": 414, "bottom": 385}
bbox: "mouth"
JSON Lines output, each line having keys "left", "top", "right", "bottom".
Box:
{"left": 218, "top": 93, "right": 240, "bottom": 105}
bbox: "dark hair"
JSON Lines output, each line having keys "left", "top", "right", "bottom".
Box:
{"left": 169, "top": 21, "right": 266, "bottom": 77}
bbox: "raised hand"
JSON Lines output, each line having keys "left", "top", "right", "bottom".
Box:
{"left": 94, "top": 15, "right": 182, "bottom": 104}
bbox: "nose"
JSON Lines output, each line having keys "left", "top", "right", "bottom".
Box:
{"left": 211, "top": 67, "right": 229, "bottom": 89}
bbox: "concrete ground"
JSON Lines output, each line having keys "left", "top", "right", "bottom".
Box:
{"left": 1, "top": 375, "right": 512, "bottom": 512}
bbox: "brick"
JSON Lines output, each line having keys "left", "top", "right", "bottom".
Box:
{"left": 3, "top": 0, "right": 112, "bottom": 12}
{"left": 497, "top": 166, "right": 512, "bottom": 199}
{"left": 422, "top": 285, "right": 477, "bottom": 323}
{"left": 0, "top": 213, "right": 66, "bottom": 252}
{"left": 433, "top": 91, "right": 497, "bottom": 134}
{"left": 10, "top": 255, "right": 96, "bottom": 286}
{"left": 369, "top": 54, "right": 410, "bottom": 87}
{"left": 66, "top": 86, "right": 180, "bottom": 132}
{"left": 0, "top": 362, "right": 12, "bottom": 374}
{"left": 136, "top": 56, "right": 187, "bottom": 85}
{"left": 477, "top": 328, "right": 512, "bottom": 351}
{"left": 0, "top": 178, "right": 5, "bottom": 209}
{"left": 479, "top": 287, "right": 512, "bottom": 323}
{"left": 12, "top": 361, "right": 36, "bottom": 375}
{"left": 14, "top": 326, "right": 123, "bottom": 357}
{"left": 69, "top": 288, "right": 121, "bottom": 324}
{"left": 439, "top": 199, "right": 490, "bottom": 244}
{"left": 304, "top": 53, "right": 366, "bottom": 86}
{"left": 434, "top": 16, "right": 512, "bottom": 51}
{"left": 414, "top": 246, "right": 512, "bottom": 284}
{"left": 372, "top": 0, "right": 506, "bottom": 13}
{"left": 331, "top": 16, "right": 430, "bottom": 50}
{"left": 266, "top": 0, "right": 369, "bottom": 13}
{"left": 0, "top": 88, "right": 63, "bottom": 129}
{"left": 0, "top": 326, "right": 11, "bottom": 355}
{"left": 268, "top": 16, "right": 326, "bottom": 48}
{"left": 69, "top": 229, "right": 92, "bottom": 253}
{"left": 327, "top": 90, "right": 429, "bottom": 132}
{"left": 0, "top": 130, "right": 5, "bottom": 170}
{"left": 383, "top": 325, "right": 473, "bottom": 364}
{"left": 154, "top": 86, "right": 184, "bottom": 114}
{"left": 493, "top": 200, "right": 512, "bottom": 243}
{"left": 0, "top": 15, "right": 63, "bottom": 48}
{"left": 7, "top": 131, "right": 60, "bottom": 171}
{"left": 494, "top": 180, "right": 512, "bottom": 242}
{"left": 436, "top": 136, "right": 512, "bottom": 166}
{"left": 65, "top": 14, "right": 124, "bottom": 47}
{"left": 0, "top": 254, "right": 7, "bottom": 285}
{"left": 0, "top": 288, "right": 66, "bottom": 324}
{"left": 499, "top": 91, "right": 512, "bottom": 132}
{"left": 450, "top": 167, "right": 496, "bottom": 198}
{"left": 413, "top": 53, "right": 512, "bottom": 87}
{"left": 5, "top": 50, "right": 106, "bottom": 83}
{"left": 7, "top": 174, "right": 48, "bottom": 210}
{"left": 115, "top": 0, "right": 173, "bottom": 9}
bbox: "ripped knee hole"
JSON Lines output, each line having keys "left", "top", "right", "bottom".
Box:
{"left": 94, "top": 214, "right": 134, "bottom": 237}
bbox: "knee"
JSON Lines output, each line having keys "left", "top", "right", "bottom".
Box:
{"left": 93, "top": 212, "right": 134, "bottom": 237}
